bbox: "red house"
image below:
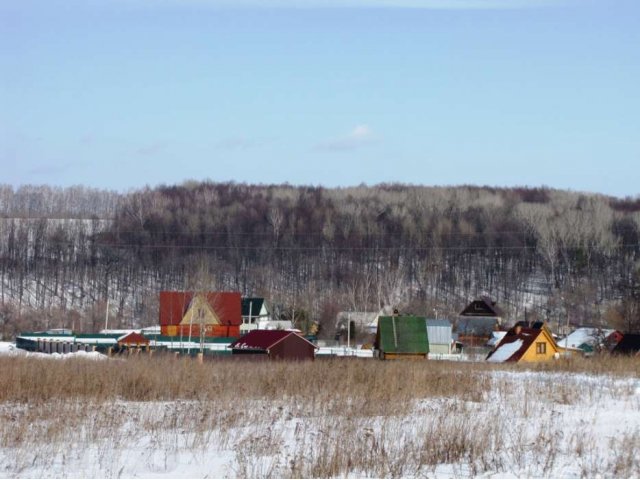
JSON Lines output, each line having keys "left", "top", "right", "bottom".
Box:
{"left": 229, "top": 330, "right": 317, "bottom": 361}
{"left": 117, "top": 332, "right": 150, "bottom": 347}
{"left": 159, "top": 291, "right": 242, "bottom": 338}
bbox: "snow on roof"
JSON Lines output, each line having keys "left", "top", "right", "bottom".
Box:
{"left": 557, "top": 328, "right": 615, "bottom": 349}
{"left": 487, "top": 331, "right": 507, "bottom": 347}
{"left": 487, "top": 338, "right": 523, "bottom": 363}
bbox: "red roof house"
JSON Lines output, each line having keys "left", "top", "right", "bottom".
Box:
{"left": 117, "top": 332, "right": 150, "bottom": 346}
{"left": 229, "top": 330, "right": 317, "bottom": 361}
{"left": 159, "top": 291, "right": 242, "bottom": 338}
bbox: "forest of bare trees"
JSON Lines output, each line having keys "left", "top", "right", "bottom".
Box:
{"left": 1, "top": 182, "right": 639, "bottom": 340}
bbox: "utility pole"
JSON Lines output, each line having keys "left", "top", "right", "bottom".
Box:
{"left": 347, "top": 312, "right": 351, "bottom": 353}
{"left": 104, "top": 298, "right": 109, "bottom": 331}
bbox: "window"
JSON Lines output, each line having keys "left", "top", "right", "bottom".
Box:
{"left": 536, "top": 342, "right": 547, "bottom": 355}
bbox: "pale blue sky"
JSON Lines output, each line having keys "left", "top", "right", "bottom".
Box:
{"left": 1, "top": 0, "right": 638, "bottom": 196}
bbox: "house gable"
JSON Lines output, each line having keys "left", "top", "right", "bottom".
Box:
{"left": 181, "top": 294, "right": 221, "bottom": 326}
{"left": 519, "top": 328, "right": 559, "bottom": 362}
{"left": 241, "top": 298, "right": 269, "bottom": 318}
{"left": 460, "top": 297, "right": 503, "bottom": 318}
{"left": 159, "top": 291, "right": 242, "bottom": 327}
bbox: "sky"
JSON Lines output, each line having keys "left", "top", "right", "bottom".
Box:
{"left": 1, "top": 0, "right": 639, "bottom": 197}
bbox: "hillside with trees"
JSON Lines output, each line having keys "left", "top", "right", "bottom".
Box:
{"left": 1, "top": 182, "right": 639, "bottom": 340}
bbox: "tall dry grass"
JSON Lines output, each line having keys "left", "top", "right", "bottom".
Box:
{"left": 1, "top": 355, "right": 639, "bottom": 478}
{"left": 0, "top": 356, "right": 493, "bottom": 405}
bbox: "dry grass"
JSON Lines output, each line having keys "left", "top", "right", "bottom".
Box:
{"left": 0, "top": 355, "right": 639, "bottom": 478}
{"left": 0, "top": 356, "right": 492, "bottom": 406}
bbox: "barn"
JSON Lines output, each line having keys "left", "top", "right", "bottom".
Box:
{"left": 229, "top": 330, "right": 317, "bottom": 361}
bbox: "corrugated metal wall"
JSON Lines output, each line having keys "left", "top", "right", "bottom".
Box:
{"left": 426, "top": 320, "right": 452, "bottom": 345}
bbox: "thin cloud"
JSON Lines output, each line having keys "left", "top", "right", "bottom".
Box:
{"left": 316, "top": 125, "right": 377, "bottom": 152}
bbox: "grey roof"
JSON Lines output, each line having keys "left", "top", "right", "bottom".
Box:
{"left": 426, "top": 318, "right": 452, "bottom": 328}
{"left": 456, "top": 317, "right": 498, "bottom": 336}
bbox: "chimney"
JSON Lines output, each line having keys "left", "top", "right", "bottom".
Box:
{"left": 514, "top": 325, "right": 522, "bottom": 335}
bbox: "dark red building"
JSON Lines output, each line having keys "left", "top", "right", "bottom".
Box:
{"left": 229, "top": 330, "right": 317, "bottom": 361}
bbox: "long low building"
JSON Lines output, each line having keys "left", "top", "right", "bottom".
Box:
{"left": 16, "top": 330, "right": 236, "bottom": 355}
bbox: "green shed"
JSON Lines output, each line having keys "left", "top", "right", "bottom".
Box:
{"left": 375, "top": 316, "right": 429, "bottom": 360}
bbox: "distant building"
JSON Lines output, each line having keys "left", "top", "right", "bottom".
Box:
{"left": 240, "top": 297, "right": 271, "bottom": 333}
{"left": 375, "top": 315, "right": 429, "bottom": 360}
{"left": 557, "top": 327, "right": 622, "bottom": 354}
{"left": 486, "top": 322, "right": 580, "bottom": 363}
{"left": 159, "top": 291, "right": 242, "bottom": 338}
{"left": 457, "top": 297, "right": 504, "bottom": 347}
{"left": 425, "top": 318, "right": 453, "bottom": 355}
{"left": 230, "top": 330, "right": 317, "bottom": 360}
{"left": 611, "top": 334, "right": 640, "bottom": 355}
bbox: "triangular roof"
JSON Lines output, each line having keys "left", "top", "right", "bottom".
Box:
{"left": 460, "top": 297, "right": 504, "bottom": 317}
{"left": 229, "top": 330, "right": 317, "bottom": 351}
{"left": 117, "top": 332, "right": 150, "bottom": 345}
{"left": 159, "top": 291, "right": 242, "bottom": 326}
{"left": 375, "top": 316, "right": 429, "bottom": 354}
{"left": 241, "top": 298, "right": 267, "bottom": 317}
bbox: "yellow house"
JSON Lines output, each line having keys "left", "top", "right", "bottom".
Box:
{"left": 487, "top": 323, "right": 567, "bottom": 363}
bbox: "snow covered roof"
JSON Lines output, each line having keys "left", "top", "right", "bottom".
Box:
{"left": 556, "top": 328, "right": 616, "bottom": 349}
{"left": 487, "top": 339, "right": 524, "bottom": 363}
{"left": 487, "top": 331, "right": 507, "bottom": 348}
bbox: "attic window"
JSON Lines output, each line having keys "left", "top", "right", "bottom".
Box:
{"left": 535, "top": 342, "right": 546, "bottom": 355}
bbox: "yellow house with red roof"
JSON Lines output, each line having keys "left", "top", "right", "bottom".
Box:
{"left": 486, "top": 322, "right": 580, "bottom": 363}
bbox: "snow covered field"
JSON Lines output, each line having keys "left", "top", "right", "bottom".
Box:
{"left": 0, "top": 354, "right": 639, "bottom": 478}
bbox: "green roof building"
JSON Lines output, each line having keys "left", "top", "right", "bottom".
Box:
{"left": 375, "top": 316, "right": 429, "bottom": 360}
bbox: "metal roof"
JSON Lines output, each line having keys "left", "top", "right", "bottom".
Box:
{"left": 229, "top": 330, "right": 317, "bottom": 351}
{"left": 159, "top": 291, "right": 242, "bottom": 326}
{"left": 426, "top": 318, "right": 451, "bottom": 328}
{"left": 376, "top": 316, "right": 429, "bottom": 354}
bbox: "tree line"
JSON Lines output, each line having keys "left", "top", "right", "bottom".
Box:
{"left": 0, "top": 181, "right": 639, "bottom": 340}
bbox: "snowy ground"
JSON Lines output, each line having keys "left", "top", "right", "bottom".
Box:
{"left": 0, "top": 357, "right": 639, "bottom": 478}
{"left": 0, "top": 342, "right": 107, "bottom": 360}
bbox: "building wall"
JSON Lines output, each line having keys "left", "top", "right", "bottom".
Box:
{"left": 519, "top": 333, "right": 558, "bottom": 362}
{"left": 428, "top": 343, "right": 451, "bottom": 355}
{"left": 381, "top": 352, "right": 427, "bottom": 360}
{"left": 161, "top": 324, "right": 240, "bottom": 338}
{"left": 269, "top": 335, "right": 316, "bottom": 360}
